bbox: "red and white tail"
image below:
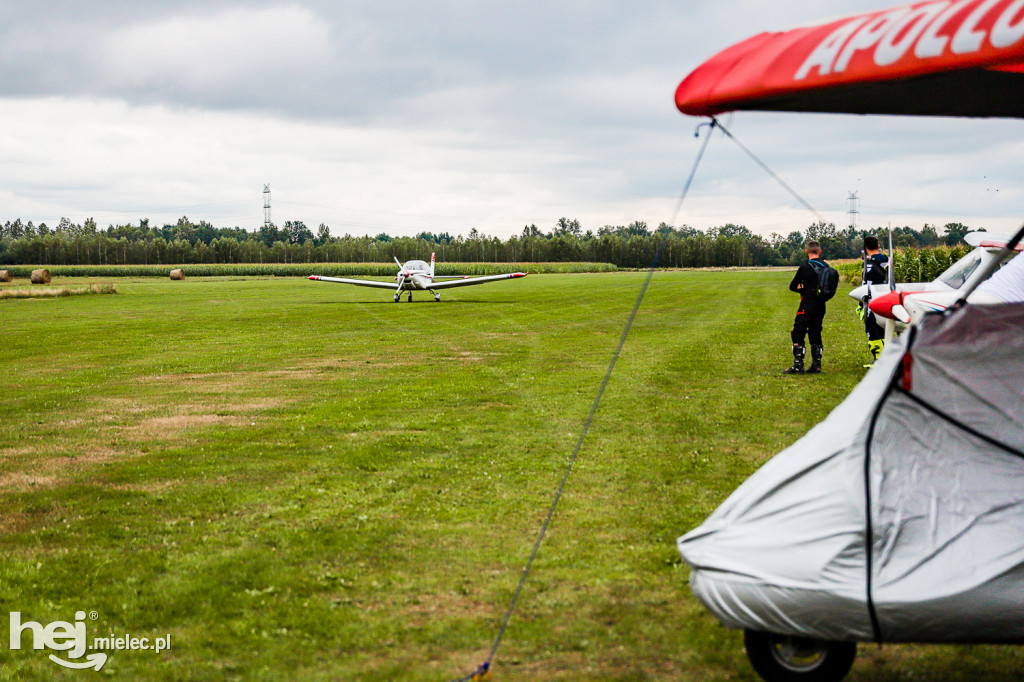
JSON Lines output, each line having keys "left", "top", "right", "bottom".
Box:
{"left": 430, "top": 252, "right": 436, "bottom": 279}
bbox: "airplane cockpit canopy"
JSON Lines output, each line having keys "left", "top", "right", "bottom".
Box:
{"left": 938, "top": 252, "right": 985, "bottom": 290}
{"left": 403, "top": 260, "right": 430, "bottom": 272}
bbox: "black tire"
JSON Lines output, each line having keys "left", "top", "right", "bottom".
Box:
{"left": 743, "top": 630, "right": 856, "bottom": 682}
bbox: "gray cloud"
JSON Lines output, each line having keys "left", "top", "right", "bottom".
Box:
{"left": 0, "top": 0, "right": 1020, "bottom": 237}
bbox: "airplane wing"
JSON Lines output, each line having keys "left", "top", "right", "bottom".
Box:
{"left": 307, "top": 275, "right": 397, "bottom": 289}
{"left": 426, "top": 272, "right": 527, "bottom": 290}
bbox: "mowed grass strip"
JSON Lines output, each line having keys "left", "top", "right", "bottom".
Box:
{"left": 1, "top": 273, "right": 1021, "bottom": 681}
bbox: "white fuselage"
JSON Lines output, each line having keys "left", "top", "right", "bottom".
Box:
{"left": 394, "top": 260, "right": 434, "bottom": 290}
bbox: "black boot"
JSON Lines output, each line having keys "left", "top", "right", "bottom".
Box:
{"left": 782, "top": 344, "right": 805, "bottom": 374}
{"left": 806, "top": 344, "right": 823, "bottom": 374}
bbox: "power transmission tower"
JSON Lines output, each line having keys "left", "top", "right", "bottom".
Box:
{"left": 263, "top": 184, "right": 272, "bottom": 227}
{"left": 846, "top": 191, "right": 859, "bottom": 231}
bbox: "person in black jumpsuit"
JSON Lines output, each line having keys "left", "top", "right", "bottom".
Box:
{"left": 860, "top": 235, "right": 889, "bottom": 366}
{"left": 783, "top": 241, "right": 827, "bottom": 374}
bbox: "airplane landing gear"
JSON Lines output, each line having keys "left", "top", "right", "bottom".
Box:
{"left": 393, "top": 294, "right": 400, "bottom": 302}
{"left": 431, "top": 290, "right": 440, "bottom": 302}
{"left": 407, "top": 292, "right": 413, "bottom": 302}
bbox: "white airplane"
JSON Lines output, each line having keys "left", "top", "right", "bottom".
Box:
{"left": 308, "top": 252, "right": 527, "bottom": 302}
{"left": 849, "top": 232, "right": 1023, "bottom": 337}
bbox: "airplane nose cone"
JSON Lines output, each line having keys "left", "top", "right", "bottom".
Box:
{"left": 868, "top": 290, "right": 901, "bottom": 320}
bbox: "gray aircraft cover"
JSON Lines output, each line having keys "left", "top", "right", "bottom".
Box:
{"left": 678, "top": 303, "right": 1024, "bottom": 643}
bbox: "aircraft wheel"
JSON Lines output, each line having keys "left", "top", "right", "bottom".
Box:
{"left": 743, "top": 630, "right": 855, "bottom": 682}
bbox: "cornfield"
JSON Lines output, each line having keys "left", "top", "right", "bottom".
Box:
{"left": 835, "top": 245, "right": 973, "bottom": 285}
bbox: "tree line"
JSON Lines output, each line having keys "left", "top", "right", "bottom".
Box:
{"left": 0, "top": 215, "right": 977, "bottom": 269}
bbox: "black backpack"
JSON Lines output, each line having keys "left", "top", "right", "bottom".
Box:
{"left": 808, "top": 260, "right": 839, "bottom": 301}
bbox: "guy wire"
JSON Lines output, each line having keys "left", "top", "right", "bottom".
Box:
{"left": 711, "top": 115, "right": 826, "bottom": 225}
{"left": 453, "top": 118, "right": 717, "bottom": 682}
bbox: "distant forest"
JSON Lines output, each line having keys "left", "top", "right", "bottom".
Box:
{"left": 0, "top": 216, "right": 978, "bottom": 268}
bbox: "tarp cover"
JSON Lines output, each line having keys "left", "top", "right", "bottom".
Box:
{"left": 678, "top": 303, "right": 1024, "bottom": 643}
{"left": 675, "top": 0, "right": 1024, "bottom": 118}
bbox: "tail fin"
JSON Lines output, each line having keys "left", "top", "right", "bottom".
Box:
{"left": 430, "top": 252, "right": 435, "bottom": 279}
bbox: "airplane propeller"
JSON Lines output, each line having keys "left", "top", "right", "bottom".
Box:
{"left": 888, "top": 226, "right": 895, "bottom": 293}
{"left": 884, "top": 226, "right": 898, "bottom": 340}
{"left": 392, "top": 257, "right": 406, "bottom": 300}
{"left": 860, "top": 247, "right": 872, "bottom": 310}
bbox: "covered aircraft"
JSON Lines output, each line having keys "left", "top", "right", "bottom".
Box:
{"left": 674, "top": 2, "right": 1024, "bottom": 681}
{"left": 309, "top": 253, "right": 526, "bottom": 302}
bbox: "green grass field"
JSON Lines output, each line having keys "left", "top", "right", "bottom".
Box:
{"left": 2, "top": 271, "right": 1021, "bottom": 681}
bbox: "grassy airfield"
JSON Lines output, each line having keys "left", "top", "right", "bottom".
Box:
{"left": 1, "top": 271, "right": 1021, "bottom": 680}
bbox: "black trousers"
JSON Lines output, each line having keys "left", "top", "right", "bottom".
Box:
{"left": 791, "top": 300, "right": 825, "bottom": 346}
{"left": 864, "top": 312, "right": 885, "bottom": 341}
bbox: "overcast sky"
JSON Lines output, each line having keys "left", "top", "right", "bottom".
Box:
{"left": 1, "top": 0, "right": 1021, "bottom": 239}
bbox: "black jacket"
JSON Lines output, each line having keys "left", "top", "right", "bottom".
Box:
{"left": 863, "top": 252, "right": 889, "bottom": 285}
{"left": 790, "top": 259, "right": 827, "bottom": 304}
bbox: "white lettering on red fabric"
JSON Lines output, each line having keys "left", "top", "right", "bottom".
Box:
{"left": 875, "top": 2, "right": 951, "bottom": 65}
{"left": 952, "top": 0, "right": 1005, "bottom": 53}
{"left": 916, "top": 0, "right": 975, "bottom": 57}
{"left": 989, "top": 0, "right": 1024, "bottom": 46}
{"left": 794, "top": 16, "right": 871, "bottom": 78}
{"left": 794, "top": 0, "right": 1024, "bottom": 80}
{"left": 834, "top": 7, "right": 913, "bottom": 72}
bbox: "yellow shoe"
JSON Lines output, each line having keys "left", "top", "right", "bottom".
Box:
{"left": 864, "top": 339, "right": 884, "bottom": 368}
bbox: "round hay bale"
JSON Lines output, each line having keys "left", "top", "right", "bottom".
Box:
{"left": 30, "top": 269, "right": 51, "bottom": 284}
{"left": 169, "top": 268, "right": 185, "bottom": 280}
{"left": 0, "top": 270, "right": 11, "bottom": 282}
